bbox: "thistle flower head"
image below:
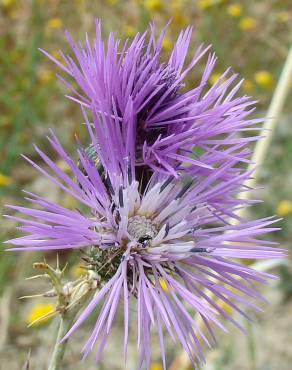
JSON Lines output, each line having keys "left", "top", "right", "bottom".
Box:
{"left": 42, "top": 20, "right": 262, "bottom": 181}
{"left": 5, "top": 21, "right": 286, "bottom": 369}
{"left": 6, "top": 125, "right": 285, "bottom": 367}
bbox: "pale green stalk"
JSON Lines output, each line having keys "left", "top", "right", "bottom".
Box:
{"left": 239, "top": 43, "right": 292, "bottom": 204}
{"left": 48, "top": 313, "right": 75, "bottom": 370}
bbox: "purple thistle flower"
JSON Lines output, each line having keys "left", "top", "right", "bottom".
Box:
{"left": 5, "top": 21, "right": 286, "bottom": 369}
{"left": 42, "top": 20, "right": 263, "bottom": 179}
{"left": 5, "top": 124, "right": 285, "bottom": 368}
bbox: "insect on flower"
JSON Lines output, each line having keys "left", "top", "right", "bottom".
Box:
{"left": 5, "top": 21, "right": 286, "bottom": 369}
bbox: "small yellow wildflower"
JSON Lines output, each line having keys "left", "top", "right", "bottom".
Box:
{"left": 254, "top": 70, "right": 274, "bottom": 88}
{"left": 162, "top": 37, "right": 172, "bottom": 52}
{"left": 51, "top": 50, "right": 63, "bottom": 61}
{"left": 150, "top": 362, "right": 163, "bottom": 370}
{"left": 46, "top": 17, "right": 63, "bottom": 30}
{"left": 124, "top": 25, "right": 135, "bottom": 38}
{"left": 62, "top": 194, "right": 79, "bottom": 209}
{"left": 242, "top": 79, "right": 254, "bottom": 92}
{"left": 56, "top": 159, "right": 71, "bottom": 173}
{"left": 0, "top": 0, "right": 16, "bottom": 8}
{"left": 159, "top": 277, "right": 168, "bottom": 292}
{"left": 276, "top": 200, "right": 292, "bottom": 217}
{"left": 275, "top": 11, "right": 290, "bottom": 23}
{"left": 239, "top": 16, "right": 256, "bottom": 30}
{"left": 106, "top": 0, "right": 118, "bottom": 5}
{"left": 26, "top": 303, "right": 55, "bottom": 326}
{"left": 0, "top": 173, "right": 11, "bottom": 186}
{"left": 227, "top": 3, "right": 242, "bottom": 18}
{"left": 172, "top": 13, "right": 188, "bottom": 27}
{"left": 38, "top": 69, "right": 54, "bottom": 84}
{"left": 198, "top": 0, "right": 212, "bottom": 10}
{"left": 209, "top": 73, "right": 224, "bottom": 85}
{"left": 71, "top": 264, "right": 85, "bottom": 278}
{"left": 145, "top": 0, "right": 162, "bottom": 11}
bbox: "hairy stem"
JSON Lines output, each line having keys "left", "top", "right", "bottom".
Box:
{"left": 239, "top": 43, "right": 292, "bottom": 206}
{"left": 48, "top": 312, "right": 76, "bottom": 370}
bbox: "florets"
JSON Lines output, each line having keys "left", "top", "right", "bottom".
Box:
{"left": 5, "top": 21, "right": 286, "bottom": 370}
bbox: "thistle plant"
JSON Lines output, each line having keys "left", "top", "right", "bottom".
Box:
{"left": 5, "top": 21, "right": 286, "bottom": 369}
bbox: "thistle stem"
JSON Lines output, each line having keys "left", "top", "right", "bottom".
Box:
{"left": 239, "top": 43, "right": 292, "bottom": 205}
{"left": 48, "top": 312, "right": 76, "bottom": 370}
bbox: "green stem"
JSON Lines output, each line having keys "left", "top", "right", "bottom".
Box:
{"left": 48, "top": 312, "right": 76, "bottom": 370}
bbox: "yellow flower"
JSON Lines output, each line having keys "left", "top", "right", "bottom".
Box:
{"left": 56, "top": 159, "right": 70, "bottom": 173}
{"left": 227, "top": 3, "right": 242, "bottom": 18}
{"left": 38, "top": 69, "right": 54, "bottom": 84}
{"left": 242, "top": 79, "right": 254, "bottom": 92}
{"left": 159, "top": 277, "right": 168, "bottom": 292}
{"left": 0, "top": 0, "right": 16, "bottom": 8}
{"left": 0, "top": 173, "right": 11, "bottom": 186}
{"left": 162, "top": 37, "right": 172, "bottom": 52}
{"left": 62, "top": 194, "right": 79, "bottom": 208}
{"left": 275, "top": 11, "right": 290, "bottom": 23}
{"left": 106, "top": 0, "right": 118, "bottom": 5}
{"left": 254, "top": 70, "right": 274, "bottom": 88}
{"left": 150, "top": 362, "right": 163, "bottom": 370}
{"left": 46, "top": 17, "right": 63, "bottom": 30}
{"left": 198, "top": 0, "right": 212, "bottom": 10}
{"left": 239, "top": 16, "right": 256, "bottom": 30}
{"left": 276, "top": 200, "right": 292, "bottom": 217}
{"left": 172, "top": 13, "right": 188, "bottom": 27}
{"left": 26, "top": 303, "right": 55, "bottom": 326}
{"left": 51, "top": 50, "right": 63, "bottom": 61}
{"left": 197, "top": 0, "right": 225, "bottom": 9}
{"left": 71, "top": 264, "right": 85, "bottom": 278}
{"left": 145, "top": 0, "right": 162, "bottom": 11}
{"left": 209, "top": 72, "right": 224, "bottom": 85}
{"left": 124, "top": 25, "right": 135, "bottom": 38}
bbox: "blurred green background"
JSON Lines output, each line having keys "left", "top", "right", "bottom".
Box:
{"left": 0, "top": 0, "right": 291, "bottom": 369}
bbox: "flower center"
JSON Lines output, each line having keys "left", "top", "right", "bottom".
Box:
{"left": 127, "top": 215, "right": 158, "bottom": 247}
